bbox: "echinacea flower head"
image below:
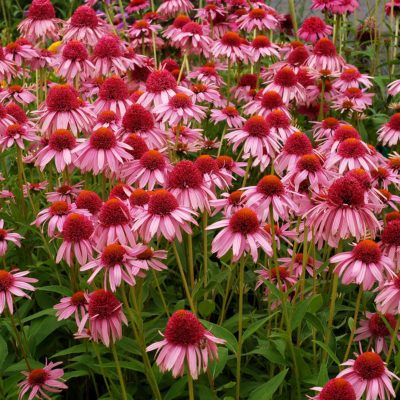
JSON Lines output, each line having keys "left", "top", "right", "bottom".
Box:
{"left": 375, "top": 273, "right": 400, "bottom": 314}
{"left": 133, "top": 246, "right": 168, "bottom": 272}
{"left": 207, "top": 207, "right": 272, "bottom": 261}
{"left": 0, "top": 219, "right": 23, "bottom": 256}
{"left": 331, "top": 240, "right": 395, "bottom": 290}
{"left": 19, "top": 361, "right": 67, "bottom": 400}
{"left": 298, "top": 16, "right": 333, "bottom": 43}
{"left": 355, "top": 312, "right": 398, "bottom": 354}
{"left": 157, "top": 0, "right": 194, "bottom": 17}
{"left": 86, "top": 289, "right": 127, "bottom": 347}
{"left": 210, "top": 105, "right": 246, "bottom": 128}
{"left": 133, "top": 189, "right": 197, "bottom": 242}
{"left": 56, "top": 213, "right": 94, "bottom": 266}
{"left": 378, "top": 113, "right": 400, "bottom": 147}
{"left": 63, "top": 5, "right": 110, "bottom": 46}
{"left": 307, "top": 378, "right": 356, "bottom": 400}
{"left": 75, "top": 190, "right": 103, "bottom": 215}
{"left": 381, "top": 219, "right": 400, "bottom": 267}
{"left": 0, "top": 47, "right": 16, "bottom": 83}
{"left": 54, "top": 290, "right": 89, "bottom": 328}
{"left": 147, "top": 309, "right": 225, "bottom": 379}
{"left": 0, "top": 84, "right": 36, "bottom": 105}
{"left": 0, "top": 123, "right": 38, "bottom": 151}
{"left": 73, "top": 127, "right": 132, "bottom": 175}
{"left": 333, "top": 66, "right": 373, "bottom": 90}
{"left": 306, "top": 37, "right": 345, "bottom": 72}
{"left": 38, "top": 84, "right": 95, "bottom": 135}
{"left": 172, "top": 21, "right": 213, "bottom": 56}
{"left": 46, "top": 182, "right": 82, "bottom": 204}
{"left": 337, "top": 351, "right": 398, "bottom": 400}
{"left": 94, "top": 198, "right": 135, "bottom": 249}
{"left": 34, "top": 129, "right": 77, "bottom": 172}
{"left": 236, "top": 7, "right": 279, "bottom": 32}
{"left": 0, "top": 268, "right": 37, "bottom": 315}
{"left": 211, "top": 31, "right": 247, "bottom": 63}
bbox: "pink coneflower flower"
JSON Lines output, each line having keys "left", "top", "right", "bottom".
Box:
{"left": 34, "top": 129, "right": 77, "bottom": 172}
{"left": 210, "top": 105, "right": 246, "bottom": 128}
{"left": 264, "top": 66, "right": 306, "bottom": 104}
{"left": 378, "top": 113, "right": 400, "bottom": 147}
{"left": 381, "top": 219, "right": 400, "bottom": 266}
{"left": 46, "top": 182, "right": 82, "bottom": 204}
{"left": 91, "top": 35, "right": 131, "bottom": 76}
{"left": 38, "top": 84, "right": 95, "bottom": 135}
{"left": 355, "top": 312, "right": 398, "bottom": 354}
{"left": 307, "top": 378, "right": 357, "bottom": 400}
{"left": 333, "top": 87, "right": 374, "bottom": 112}
{"left": 255, "top": 265, "right": 297, "bottom": 295}
{"left": 153, "top": 92, "right": 206, "bottom": 125}
{"left": 129, "top": 19, "right": 162, "bottom": 43}
{"left": 210, "top": 190, "right": 246, "bottom": 217}
{"left": 266, "top": 109, "right": 298, "bottom": 141}
{"left": 207, "top": 207, "right": 272, "bottom": 261}
{"left": 157, "top": 0, "right": 194, "bottom": 17}
{"left": 93, "top": 76, "right": 132, "bottom": 119}
{"left": 306, "top": 38, "right": 345, "bottom": 72}
{"left": 32, "top": 200, "right": 88, "bottom": 237}
{"left": 211, "top": 31, "right": 247, "bottom": 62}
{"left": 274, "top": 131, "right": 313, "bottom": 175}
{"left": 75, "top": 189, "right": 103, "bottom": 216}
{"left": 133, "top": 246, "right": 168, "bottom": 272}
{"left": 298, "top": 16, "right": 333, "bottom": 43}
{"left": 194, "top": 154, "right": 230, "bottom": 190}
{"left": 190, "top": 83, "right": 221, "bottom": 104}
{"left": 128, "top": 188, "right": 151, "bottom": 211}
{"left": 53, "top": 40, "right": 94, "bottom": 81}
{"left": 172, "top": 22, "right": 213, "bottom": 56}
{"left": 325, "top": 138, "right": 376, "bottom": 173}
{"left": 305, "top": 176, "right": 380, "bottom": 247}
{"left": 231, "top": 74, "right": 258, "bottom": 102}
{"left": 167, "top": 160, "right": 215, "bottom": 212}
{"left": 138, "top": 69, "right": 191, "bottom": 108}
{"left": 81, "top": 243, "right": 146, "bottom": 291}
{"left": 133, "top": 189, "right": 197, "bottom": 242}
{"left": 331, "top": 0, "right": 359, "bottom": 14}
{"left": 371, "top": 166, "right": 400, "bottom": 189}
{"left": 94, "top": 199, "right": 135, "bottom": 249}
{"left": 163, "top": 14, "right": 191, "bottom": 41}
{"left": 93, "top": 110, "right": 120, "bottom": 132}
{"left": 23, "top": 181, "right": 48, "bottom": 197}
{"left": 120, "top": 149, "right": 171, "bottom": 189}
{"left": 333, "top": 66, "right": 373, "bottom": 90}
{"left": 147, "top": 309, "right": 225, "bottom": 379}
{"left": 337, "top": 351, "right": 397, "bottom": 400}
{"left": 0, "top": 47, "right": 16, "bottom": 83}
{"left": 56, "top": 213, "right": 94, "bottom": 266}
{"left": 0, "top": 123, "right": 38, "bottom": 151}
{"left": 188, "top": 62, "right": 225, "bottom": 86}
{"left": 216, "top": 155, "right": 246, "bottom": 185}
{"left": 312, "top": 116, "right": 343, "bottom": 142}
{"left": 0, "top": 269, "right": 37, "bottom": 315}
{"left": 63, "top": 5, "right": 110, "bottom": 46}
{"left": 19, "top": 361, "right": 67, "bottom": 400}
{"left": 123, "top": 133, "right": 149, "bottom": 160}
{"left": 225, "top": 115, "right": 279, "bottom": 162}
{"left": 126, "top": 0, "right": 150, "bottom": 13}
{"left": 0, "top": 84, "right": 36, "bottom": 105}
{"left": 243, "top": 90, "right": 288, "bottom": 118}
{"left": 375, "top": 272, "right": 400, "bottom": 313}
{"left": 237, "top": 7, "right": 279, "bottom": 32}
{"left": 279, "top": 251, "right": 323, "bottom": 277}
{"left": 388, "top": 79, "right": 400, "bottom": 96}
{"left": 243, "top": 175, "right": 299, "bottom": 222}
{"left": 247, "top": 35, "right": 280, "bottom": 63}
{"left": 54, "top": 291, "right": 89, "bottom": 327}
{"left": 18, "top": 0, "right": 61, "bottom": 42}
{"left": 73, "top": 127, "right": 132, "bottom": 175}
{"left": 121, "top": 104, "right": 166, "bottom": 148}
{"left": 331, "top": 240, "right": 395, "bottom": 290}
{"left": 0, "top": 190, "right": 15, "bottom": 201}
{"left": 319, "top": 123, "right": 361, "bottom": 154}
{"left": 5, "top": 38, "right": 38, "bottom": 66}
{"left": 84, "top": 289, "right": 127, "bottom": 346}
{"left": 282, "top": 153, "right": 333, "bottom": 192}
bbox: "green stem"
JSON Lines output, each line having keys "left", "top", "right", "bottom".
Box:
{"left": 8, "top": 311, "right": 30, "bottom": 369}
{"left": 202, "top": 212, "right": 208, "bottom": 299}
{"left": 187, "top": 234, "right": 195, "bottom": 289}
{"left": 111, "top": 343, "right": 128, "bottom": 400}
{"left": 152, "top": 270, "right": 170, "bottom": 317}
{"left": 288, "top": 0, "right": 298, "bottom": 38}
{"left": 188, "top": 372, "right": 195, "bottom": 400}
{"left": 92, "top": 343, "right": 113, "bottom": 396}
{"left": 386, "top": 316, "right": 400, "bottom": 363}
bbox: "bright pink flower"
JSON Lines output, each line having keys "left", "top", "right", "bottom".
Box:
{"left": 236, "top": 7, "right": 279, "bottom": 32}
{"left": 38, "top": 84, "right": 95, "bottom": 135}
{"left": 332, "top": 87, "right": 373, "bottom": 113}
{"left": 243, "top": 175, "right": 299, "bottom": 222}
{"left": 210, "top": 105, "right": 246, "bottom": 128}
{"left": 243, "top": 90, "right": 289, "bottom": 118}
{"left": 126, "top": 0, "right": 150, "bottom": 13}
{"left": 355, "top": 312, "right": 398, "bottom": 354}
{"left": 62, "top": 5, "right": 110, "bottom": 46}
{"left": 147, "top": 310, "right": 225, "bottom": 379}
{"left": 172, "top": 21, "right": 213, "bottom": 56}
{"left": 167, "top": 160, "right": 215, "bottom": 212}
{"left": 154, "top": 92, "right": 206, "bottom": 125}
{"left": 337, "top": 351, "right": 397, "bottom": 400}
{"left": 388, "top": 79, "right": 400, "bottom": 96}
{"left": 133, "top": 246, "right": 168, "bottom": 272}
{"left": 34, "top": 129, "right": 77, "bottom": 172}
{"left": 306, "top": 37, "right": 345, "bottom": 72}
{"left": 163, "top": 14, "right": 191, "bottom": 41}
{"left": 255, "top": 265, "right": 297, "bottom": 294}
{"left": 81, "top": 243, "right": 146, "bottom": 291}
{"left": 5, "top": 38, "right": 39, "bottom": 66}
{"left": 46, "top": 182, "right": 82, "bottom": 204}
{"left": 279, "top": 251, "right": 323, "bottom": 277}
{"left": 23, "top": 181, "right": 48, "bottom": 197}
{"left": 378, "top": 113, "right": 400, "bottom": 147}
{"left": 331, "top": 240, "right": 395, "bottom": 290}
{"left": 247, "top": 35, "right": 280, "bottom": 62}
{"left": 129, "top": 19, "right": 161, "bottom": 42}
{"left": 188, "top": 63, "right": 225, "bottom": 86}
{"left": 210, "top": 190, "right": 246, "bottom": 217}
{"left": 216, "top": 155, "right": 247, "bottom": 186}
{"left": 211, "top": 31, "right": 247, "bottom": 62}
{"left": 0, "top": 220, "right": 23, "bottom": 256}
{"left": 157, "top": 0, "right": 194, "bottom": 17}
{"left": 0, "top": 47, "right": 17, "bottom": 82}
{"left": 305, "top": 176, "right": 380, "bottom": 247}
{"left": 333, "top": 66, "right": 373, "bottom": 90}
{"left": 93, "top": 110, "right": 121, "bottom": 132}
{"left": 120, "top": 149, "right": 171, "bottom": 189}
{"left": 0, "top": 268, "right": 37, "bottom": 314}
{"left": 298, "top": 16, "right": 333, "bottom": 43}
{"left": 190, "top": 82, "right": 221, "bottom": 104}
{"left": 319, "top": 123, "right": 360, "bottom": 155}
{"left": 19, "top": 361, "right": 67, "bottom": 400}
{"left": 0, "top": 84, "right": 36, "bottom": 105}
{"left": 194, "top": 155, "right": 230, "bottom": 190}
{"left": 56, "top": 213, "right": 94, "bottom": 266}
{"left": 94, "top": 198, "right": 135, "bottom": 249}
{"left": 75, "top": 189, "right": 103, "bottom": 215}
{"left": 307, "top": 378, "right": 356, "bottom": 400}
{"left": 330, "top": 0, "right": 359, "bottom": 14}
{"left": 0, "top": 123, "right": 38, "bottom": 151}
{"left": 312, "top": 116, "right": 343, "bottom": 142}
{"left": 265, "top": 109, "right": 298, "bottom": 141}
{"left": 133, "top": 189, "right": 197, "bottom": 242}
{"left": 73, "top": 127, "right": 132, "bottom": 175}
{"left": 54, "top": 290, "right": 89, "bottom": 328}
{"left": 208, "top": 207, "right": 272, "bottom": 261}
{"left": 85, "top": 289, "right": 127, "bottom": 347}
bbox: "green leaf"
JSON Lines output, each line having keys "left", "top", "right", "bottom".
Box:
{"left": 248, "top": 369, "right": 288, "bottom": 400}
{"left": 313, "top": 340, "right": 340, "bottom": 365}
{"left": 210, "top": 347, "right": 228, "bottom": 378}
{"left": 242, "top": 313, "right": 277, "bottom": 343}
{"left": 198, "top": 300, "right": 215, "bottom": 317}
{"left": 51, "top": 344, "right": 88, "bottom": 358}
{"left": 101, "top": 360, "right": 144, "bottom": 373}
{"left": 201, "top": 320, "right": 238, "bottom": 354}
{"left": 0, "top": 335, "right": 8, "bottom": 369}
{"left": 38, "top": 285, "right": 73, "bottom": 296}
{"left": 164, "top": 377, "right": 188, "bottom": 400}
